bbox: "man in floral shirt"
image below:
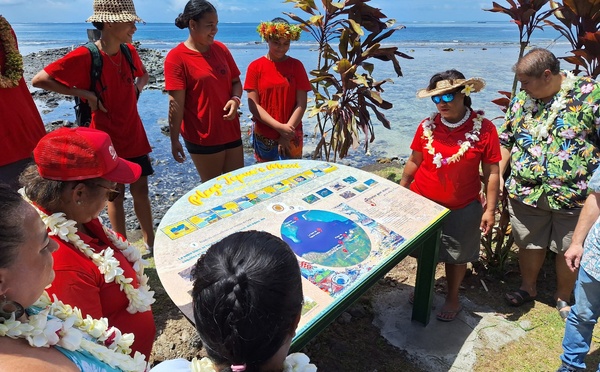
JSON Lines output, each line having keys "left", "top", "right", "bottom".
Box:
{"left": 499, "top": 48, "right": 600, "bottom": 320}
{"left": 558, "top": 167, "right": 600, "bottom": 372}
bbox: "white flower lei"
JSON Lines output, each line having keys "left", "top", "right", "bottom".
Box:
{"left": 422, "top": 110, "right": 484, "bottom": 168}
{"left": 189, "top": 352, "right": 317, "bottom": 372}
{"left": 20, "top": 191, "right": 155, "bottom": 314}
{"left": 0, "top": 291, "right": 147, "bottom": 371}
{"left": 524, "top": 70, "right": 576, "bottom": 141}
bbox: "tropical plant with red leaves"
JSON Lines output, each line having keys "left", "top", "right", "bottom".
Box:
{"left": 284, "top": 0, "right": 412, "bottom": 161}
{"left": 486, "top": 0, "right": 554, "bottom": 96}
{"left": 544, "top": 0, "right": 600, "bottom": 78}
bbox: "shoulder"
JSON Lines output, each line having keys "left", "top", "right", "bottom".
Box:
{"left": 0, "top": 339, "right": 78, "bottom": 372}
{"left": 165, "top": 43, "right": 187, "bottom": 60}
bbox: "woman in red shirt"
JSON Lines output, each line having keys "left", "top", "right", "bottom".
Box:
{"left": 20, "top": 127, "right": 156, "bottom": 359}
{"left": 164, "top": 0, "right": 244, "bottom": 182}
{"left": 400, "top": 70, "right": 501, "bottom": 322}
{"left": 244, "top": 18, "right": 312, "bottom": 162}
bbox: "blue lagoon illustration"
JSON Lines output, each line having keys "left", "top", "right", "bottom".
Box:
{"left": 281, "top": 210, "right": 371, "bottom": 267}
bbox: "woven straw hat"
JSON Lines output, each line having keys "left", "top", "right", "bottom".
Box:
{"left": 86, "top": 0, "right": 144, "bottom": 23}
{"left": 416, "top": 77, "right": 485, "bottom": 98}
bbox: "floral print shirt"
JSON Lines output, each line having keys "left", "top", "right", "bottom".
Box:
{"left": 499, "top": 71, "right": 600, "bottom": 209}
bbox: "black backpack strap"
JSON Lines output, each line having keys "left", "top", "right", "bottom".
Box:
{"left": 83, "top": 42, "right": 103, "bottom": 94}
{"left": 120, "top": 43, "right": 137, "bottom": 77}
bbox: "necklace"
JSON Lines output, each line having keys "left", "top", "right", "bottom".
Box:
{"left": 106, "top": 51, "right": 122, "bottom": 73}
{"left": 422, "top": 110, "right": 484, "bottom": 168}
{"left": 0, "top": 291, "right": 147, "bottom": 371}
{"left": 440, "top": 108, "right": 471, "bottom": 128}
{"left": 21, "top": 192, "right": 155, "bottom": 314}
{"left": 523, "top": 70, "right": 576, "bottom": 141}
{"left": 189, "top": 353, "right": 317, "bottom": 372}
{"left": 0, "top": 15, "right": 23, "bottom": 89}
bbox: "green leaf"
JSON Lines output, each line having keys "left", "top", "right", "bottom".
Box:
{"left": 347, "top": 19, "right": 364, "bottom": 36}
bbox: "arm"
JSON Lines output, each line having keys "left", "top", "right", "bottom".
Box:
{"left": 287, "top": 89, "right": 308, "bottom": 128}
{"left": 564, "top": 192, "right": 600, "bottom": 271}
{"left": 32, "top": 70, "right": 106, "bottom": 112}
{"left": 480, "top": 162, "right": 500, "bottom": 235}
{"left": 168, "top": 90, "right": 186, "bottom": 163}
{"left": 246, "top": 89, "right": 294, "bottom": 139}
{"left": 222, "top": 78, "right": 242, "bottom": 121}
{"left": 134, "top": 63, "right": 150, "bottom": 97}
{"left": 399, "top": 150, "right": 423, "bottom": 188}
{"left": 499, "top": 146, "right": 511, "bottom": 184}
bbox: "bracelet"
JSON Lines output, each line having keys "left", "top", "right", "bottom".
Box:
{"left": 231, "top": 95, "right": 241, "bottom": 105}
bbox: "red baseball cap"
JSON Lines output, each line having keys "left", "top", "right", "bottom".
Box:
{"left": 33, "top": 127, "right": 141, "bottom": 184}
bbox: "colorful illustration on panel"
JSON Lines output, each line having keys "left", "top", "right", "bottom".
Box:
{"left": 189, "top": 210, "right": 221, "bottom": 229}
{"left": 281, "top": 210, "right": 371, "bottom": 267}
{"left": 161, "top": 220, "right": 197, "bottom": 240}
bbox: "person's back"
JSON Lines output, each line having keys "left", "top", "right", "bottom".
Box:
{"left": 0, "top": 15, "right": 46, "bottom": 190}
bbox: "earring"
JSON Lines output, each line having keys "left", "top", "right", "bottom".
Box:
{"left": 77, "top": 200, "right": 82, "bottom": 205}
{"left": 0, "top": 295, "right": 25, "bottom": 321}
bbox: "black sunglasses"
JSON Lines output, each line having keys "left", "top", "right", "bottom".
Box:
{"left": 94, "top": 183, "right": 121, "bottom": 202}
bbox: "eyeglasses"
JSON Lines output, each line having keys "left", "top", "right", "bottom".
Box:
{"left": 431, "top": 93, "right": 456, "bottom": 104}
{"left": 94, "top": 184, "right": 121, "bottom": 202}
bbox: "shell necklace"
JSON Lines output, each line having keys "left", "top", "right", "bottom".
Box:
{"left": 524, "top": 70, "right": 576, "bottom": 141}
{"left": 422, "top": 110, "right": 484, "bottom": 168}
{"left": 0, "top": 291, "right": 147, "bottom": 371}
{"left": 21, "top": 191, "right": 155, "bottom": 314}
{"left": 440, "top": 108, "right": 471, "bottom": 128}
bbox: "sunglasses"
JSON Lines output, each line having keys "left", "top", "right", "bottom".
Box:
{"left": 94, "top": 183, "right": 121, "bottom": 202}
{"left": 431, "top": 92, "right": 456, "bottom": 104}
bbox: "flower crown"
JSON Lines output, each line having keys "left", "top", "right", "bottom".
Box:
{"left": 257, "top": 21, "right": 302, "bottom": 41}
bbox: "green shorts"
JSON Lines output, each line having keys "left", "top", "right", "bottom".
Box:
{"left": 507, "top": 194, "right": 580, "bottom": 253}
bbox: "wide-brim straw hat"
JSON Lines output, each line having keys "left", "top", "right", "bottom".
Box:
{"left": 416, "top": 77, "right": 485, "bottom": 98}
{"left": 86, "top": 0, "right": 144, "bottom": 23}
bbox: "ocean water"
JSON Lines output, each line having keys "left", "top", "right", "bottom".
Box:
{"left": 14, "top": 22, "right": 572, "bottom": 167}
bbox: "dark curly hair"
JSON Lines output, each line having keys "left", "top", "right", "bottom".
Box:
{"left": 192, "top": 230, "right": 303, "bottom": 372}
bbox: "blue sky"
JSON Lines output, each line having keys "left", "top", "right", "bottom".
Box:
{"left": 2, "top": 0, "right": 508, "bottom": 24}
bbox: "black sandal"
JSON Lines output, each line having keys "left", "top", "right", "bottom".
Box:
{"left": 556, "top": 300, "right": 571, "bottom": 321}
{"left": 505, "top": 289, "right": 536, "bottom": 307}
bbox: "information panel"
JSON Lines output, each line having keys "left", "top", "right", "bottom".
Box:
{"left": 155, "top": 160, "right": 448, "bottom": 338}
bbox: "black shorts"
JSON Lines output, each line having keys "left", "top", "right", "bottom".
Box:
{"left": 184, "top": 139, "right": 243, "bottom": 155}
{"left": 126, "top": 154, "right": 154, "bottom": 177}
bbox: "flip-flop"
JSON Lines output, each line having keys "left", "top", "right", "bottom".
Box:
{"left": 556, "top": 300, "right": 571, "bottom": 321}
{"left": 436, "top": 307, "right": 463, "bottom": 322}
{"left": 505, "top": 289, "right": 536, "bottom": 307}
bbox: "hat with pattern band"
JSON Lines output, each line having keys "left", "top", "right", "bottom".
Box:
{"left": 416, "top": 77, "right": 485, "bottom": 98}
{"left": 86, "top": 0, "right": 144, "bottom": 23}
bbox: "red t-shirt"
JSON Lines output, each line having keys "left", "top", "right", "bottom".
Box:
{"left": 409, "top": 111, "right": 502, "bottom": 209}
{"left": 43, "top": 44, "right": 151, "bottom": 158}
{"left": 0, "top": 28, "right": 46, "bottom": 166}
{"left": 243, "top": 56, "right": 311, "bottom": 139}
{"left": 47, "top": 218, "right": 155, "bottom": 359}
{"left": 164, "top": 41, "right": 241, "bottom": 146}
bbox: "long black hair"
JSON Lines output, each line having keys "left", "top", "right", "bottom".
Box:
{"left": 175, "top": 0, "right": 217, "bottom": 29}
{"left": 191, "top": 230, "right": 303, "bottom": 372}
